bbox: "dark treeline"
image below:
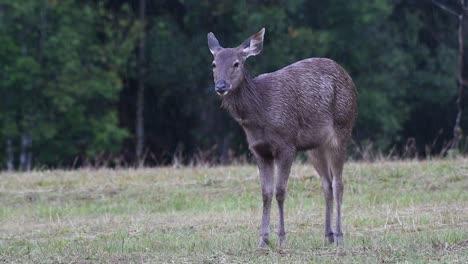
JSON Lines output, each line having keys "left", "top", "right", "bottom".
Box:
{"left": 0, "top": 0, "right": 467, "bottom": 169}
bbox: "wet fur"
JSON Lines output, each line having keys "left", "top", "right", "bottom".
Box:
{"left": 209, "top": 29, "right": 357, "bottom": 247}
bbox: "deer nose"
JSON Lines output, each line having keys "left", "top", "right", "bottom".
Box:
{"left": 215, "top": 80, "right": 228, "bottom": 93}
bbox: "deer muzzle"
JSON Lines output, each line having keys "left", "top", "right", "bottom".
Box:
{"left": 215, "top": 80, "right": 230, "bottom": 96}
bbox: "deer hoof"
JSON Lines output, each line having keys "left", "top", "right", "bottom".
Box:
{"left": 257, "top": 237, "right": 269, "bottom": 249}
{"left": 333, "top": 233, "right": 343, "bottom": 246}
{"left": 325, "top": 232, "right": 334, "bottom": 244}
{"left": 278, "top": 237, "right": 287, "bottom": 249}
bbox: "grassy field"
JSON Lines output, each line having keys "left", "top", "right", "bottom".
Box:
{"left": 0, "top": 159, "right": 467, "bottom": 263}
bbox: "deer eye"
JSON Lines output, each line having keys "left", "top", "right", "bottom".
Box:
{"left": 233, "top": 61, "right": 239, "bottom": 68}
{"left": 212, "top": 63, "right": 216, "bottom": 68}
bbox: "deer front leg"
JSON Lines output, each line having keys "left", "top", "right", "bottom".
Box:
{"left": 276, "top": 150, "right": 295, "bottom": 248}
{"left": 257, "top": 157, "right": 274, "bottom": 248}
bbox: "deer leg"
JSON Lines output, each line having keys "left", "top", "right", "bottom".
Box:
{"left": 309, "top": 150, "right": 334, "bottom": 244}
{"left": 331, "top": 155, "right": 345, "bottom": 246}
{"left": 276, "top": 150, "right": 295, "bottom": 248}
{"left": 257, "top": 157, "right": 274, "bottom": 248}
{"left": 322, "top": 176, "right": 334, "bottom": 244}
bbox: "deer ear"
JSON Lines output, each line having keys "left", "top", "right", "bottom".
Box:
{"left": 207, "top": 32, "right": 223, "bottom": 55}
{"left": 240, "top": 28, "right": 265, "bottom": 59}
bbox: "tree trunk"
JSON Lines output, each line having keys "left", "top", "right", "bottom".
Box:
{"left": 6, "top": 139, "right": 14, "bottom": 171}
{"left": 453, "top": 0, "right": 467, "bottom": 149}
{"left": 135, "top": 0, "right": 146, "bottom": 165}
{"left": 26, "top": 137, "right": 32, "bottom": 171}
{"left": 220, "top": 135, "right": 232, "bottom": 165}
{"left": 19, "top": 134, "right": 32, "bottom": 171}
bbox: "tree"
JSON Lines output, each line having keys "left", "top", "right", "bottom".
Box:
{"left": 432, "top": 0, "right": 468, "bottom": 150}
{"left": 135, "top": 0, "right": 146, "bottom": 165}
{"left": 0, "top": 0, "right": 139, "bottom": 169}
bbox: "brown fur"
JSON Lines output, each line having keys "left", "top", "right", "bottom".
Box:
{"left": 208, "top": 28, "right": 357, "bottom": 247}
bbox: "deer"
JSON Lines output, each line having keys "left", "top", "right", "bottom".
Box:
{"left": 207, "top": 28, "right": 357, "bottom": 248}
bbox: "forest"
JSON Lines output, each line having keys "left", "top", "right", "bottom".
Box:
{"left": 1, "top": 0, "right": 467, "bottom": 169}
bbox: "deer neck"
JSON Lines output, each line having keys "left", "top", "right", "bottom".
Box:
{"left": 222, "top": 69, "right": 264, "bottom": 126}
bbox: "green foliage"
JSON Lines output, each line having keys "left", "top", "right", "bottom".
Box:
{"left": 0, "top": 0, "right": 139, "bottom": 167}
{"left": 0, "top": 0, "right": 465, "bottom": 167}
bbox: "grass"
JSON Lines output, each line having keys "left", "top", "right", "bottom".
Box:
{"left": 0, "top": 159, "right": 467, "bottom": 263}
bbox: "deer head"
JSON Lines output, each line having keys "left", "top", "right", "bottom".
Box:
{"left": 207, "top": 28, "right": 265, "bottom": 96}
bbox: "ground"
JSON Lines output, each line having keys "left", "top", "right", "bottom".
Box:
{"left": 0, "top": 159, "right": 467, "bottom": 263}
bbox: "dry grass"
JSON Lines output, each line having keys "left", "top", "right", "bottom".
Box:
{"left": 0, "top": 159, "right": 467, "bottom": 263}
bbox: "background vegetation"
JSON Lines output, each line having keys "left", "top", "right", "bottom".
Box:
{"left": 1, "top": 0, "right": 467, "bottom": 168}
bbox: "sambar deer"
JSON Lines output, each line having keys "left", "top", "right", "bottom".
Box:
{"left": 207, "top": 28, "right": 357, "bottom": 248}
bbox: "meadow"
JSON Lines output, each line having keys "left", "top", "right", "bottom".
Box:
{"left": 0, "top": 159, "right": 467, "bottom": 263}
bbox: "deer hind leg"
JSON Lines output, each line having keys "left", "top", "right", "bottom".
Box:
{"left": 329, "top": 148, "right": 346, "bottom": 246}
{"left": 309, "top": 149, "right": 334, "bottom": 244}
